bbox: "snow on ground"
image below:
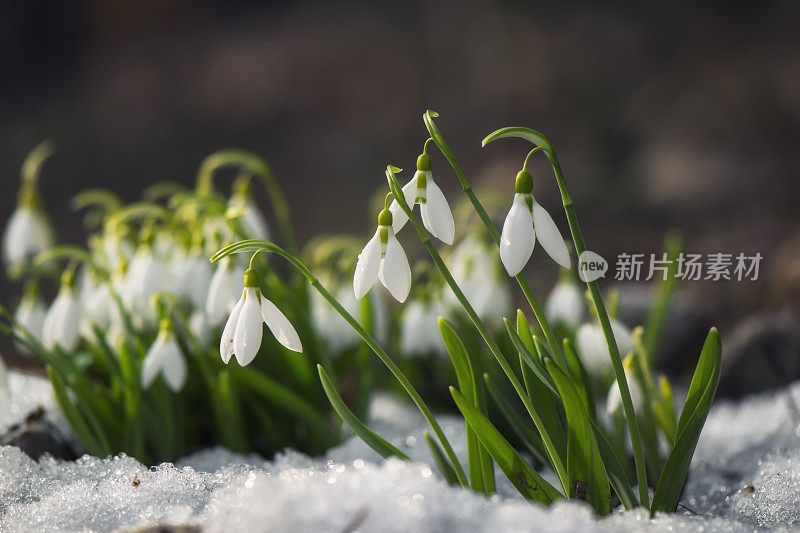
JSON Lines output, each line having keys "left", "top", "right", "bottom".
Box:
{"left": 1, "top": 370, "right": 800, "bottom": 532}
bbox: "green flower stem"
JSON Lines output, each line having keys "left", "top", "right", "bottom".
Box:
{"left": 482, "top": 126, "right": 650, "bottom": 508}
{"left": 21, "top": 140, "right": 55, "bottom": 187}
{"left": 196, "top": 149, "right": 299, "bottom": 255}
{"left": 386, "top": 166, "right": 570, "bottom": 496}
{"left": 211, "top": 239, "right": 469, "bottom": 487}
{"left": 422, "top": 111, "right": 569, "bottom": 375}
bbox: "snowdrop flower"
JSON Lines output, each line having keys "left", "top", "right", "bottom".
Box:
{"left": 189, "top": 310, "right": 212, "bottom": 347}
{"left": 499, "top": 169, "right": 570, "bottom": 276}
{"left": 141, "top": 319, "right": 187, "bottom": 392}
{"left": 79, "top": 272, "right": 111, "bottom": 340}
{"left": 353, "top": 208, "right": 411, "bottom": 303}
{"left": 606, "top": 362, "right": 645, "bottom": 417}
{"left": 3, "top": 200, "right": 53, "bottom": 268}
{"left": 220, "top": 268, "right": 302, "bottom": 366}
{"left": 446, "top": 235, "right": 510, "bottom": 322}
{"left": 14, "top": 283, "right": 47, "bottom": 351}
{"left": 175, "top": 246, "right": 212, "bottom": 309}
{"left": 576, "top": 319, "right": 635, "bottom": 377}
{"left": 388, "top": 149, "right": 455, "bottom": 244}
{"left": 545, "top": 277, "right": 584, "bottom": 329}
{"left": 122, "top": 243, "right": 171, "bottom": 327}
{"left": 230, "top": 179, "right": 270, "bottom": 241}
{"left": 399, "top": 299, "right": 446, "bottom": 357}
{"left": 311, "top": 280, "right": 360, "bottom": 355}
{"left": 206, "top": 257, "right": 246, "bottom": 325}
{"left": 42, "top": 272, "right": 81, "bottom": 352}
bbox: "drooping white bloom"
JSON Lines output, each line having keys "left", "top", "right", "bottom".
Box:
{"left": 122, "top": 245, "right": 171, "bottom": 327}
{"left": 353, "top": 209, "right": 411, "bottom": 303}
{"left": 229, "top": 178, "right": 270, "bottom": 241}
{"left": 3, "top": 205, "right": 53, "bottom": 267}
{"left": 310, "top": 280, "right": 360, "bottom": 355}
{"left": 232, "top": 198, "right": 270, "bottom": 241}
{"left": 388, "top": 154, "right": 455, "bottom": 244}
{"left": 42, "top": 279, "right": 81, "bottom": 352}
{"left": 141, "top": 322, "right": 187, "bottom": 392}
{"left": 206, "top": 258, "right": 246, "bottom": 325}
{"left": 175, "top": 249, "right": 213, "bottom": 309}
{"left": 575, "top": 319, "right": 635, "bottom": 377}
{"left": 189, "top": 310, "right": 212, "bottom": 347}
{"left": 399, "top": 299, "right": 446, "bottom": 357}
{"left": 606, "top": 364, "right": 645, "bottom": 417}
{"left": 499, "top": 170, "right": 570, "bottom": 276}
{"left": 545, "top": 279, "right": 585, "bottom": 329}
{"left": 219, "top": 269, "right": 302, "bottom": 366}
{"left": 446, "top": 235, "right": 511, "bottom": 322}
{"left": 97, "top": 230, "right": 134, "bottom": 271}
{"left": 14, "top": 286, "right": 47, "bottom": 351}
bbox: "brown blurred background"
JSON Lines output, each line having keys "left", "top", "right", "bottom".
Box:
{"left": 1, "top": 0, "right": 800, "bottom": 394}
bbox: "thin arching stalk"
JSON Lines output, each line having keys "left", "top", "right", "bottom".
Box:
{"left": 211, "top": 239, "right": 469, "bottom": 487}
{"left": 386, "top": 166, "right": 570, "bottom": 496}
{"left": 482, "top": 126, "right": 650, "bottom": 508}
{"left": 422, "top": 111, "right": 569, "bottom": 375}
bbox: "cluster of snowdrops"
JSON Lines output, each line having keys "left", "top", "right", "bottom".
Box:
{"left": 1, "top": 113, "right": 720, "bottom": 517}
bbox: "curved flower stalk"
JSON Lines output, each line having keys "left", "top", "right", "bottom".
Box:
{"left": 42, "top": 270, "right": 81, "bottom": 352}
{"left": 422, "top": 111, "right": 568, "bottom": 373}
{"left": 389, "top": 140, "right": 455, "bottom": 244}
{"left": 353, "top": 203, "right": 411, "bottom": 303}
{"left": 499, "top": 163, "right": 570, "bottom": 276}
{"left": 386, "top": 164, "right": 570, "bottom": 495}
{"left": 196, "top": 149, "right": 297, "bottom": 254}
{"left": 219, "top": 264, "right": 302, "bottom": 366}
{"left": 141, "top": 318, "right": 187, "bottom": 392}
{"left": 211, "top": 239, "right": 469, "bottom": 487}
{"left": 3, "top": 141, "right": 56, "bottom": 270}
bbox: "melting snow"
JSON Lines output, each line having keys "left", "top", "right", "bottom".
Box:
{"left": 1, "top": 371, "right": 800, "bottom": 532}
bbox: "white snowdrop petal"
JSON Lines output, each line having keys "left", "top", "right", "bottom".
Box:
{"left": 3, "top": 207, "right": 52, "bottom": 265}
{"left": 378, "top": 233, "right": 411, "bottom": 303}
{"left": 353, "top": 230, "right": 382, "bottom": 300}
{"left": 261, "top": 296, "right": 302, "bottom": 353}
{"left": 532, "top": 200, "right": 570, "bottom": 269}
{"left": 220, "top": 295, "right": 244, "bottom": 363}
{"left": 241, "top": 199, "right": 270, "bottom": 241}
{"left": 233, "top": 289, "right": 263, "bottom": 366}
{"left": 161, "top": 341, "right": 187, "bottom": 392}
{"left": 576, "top": 323, "right": 611, "bottom": 376}
{"left": 499, "top": 194, "right": 535, "bottom": 276}
{"left": 389, "top": 175, "right": 419, "bottom": 233}
{"left": 420, "top": 175, "right": 455, "bottom": 245}
{"left": 15, "top": 299, "right": 46, "bottom": 344}
{"left": 545, "top": 282, "right": 584, "bottom": 328}
{"left": 140, "top": 338, "right": 166, "bottom": 389}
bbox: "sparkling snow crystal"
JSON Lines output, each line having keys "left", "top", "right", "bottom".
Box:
{"left": 3, "top": 372, "right": 800, "bottom": 532}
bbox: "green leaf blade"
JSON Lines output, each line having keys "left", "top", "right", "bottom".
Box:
{"left": 450, "top": 387, "right": 563, "bottom": 504}
{"left": 651, "top": 328, "right": 721, "bottom": 514}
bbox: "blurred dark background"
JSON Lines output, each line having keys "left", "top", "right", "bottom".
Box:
{"left": 2, "top": 0, "right": 800, "bottom": 393}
